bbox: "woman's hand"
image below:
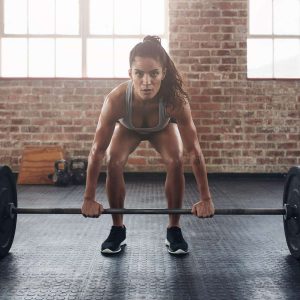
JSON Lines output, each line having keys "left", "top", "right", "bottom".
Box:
{"left": 192, "top": 198, "right": 215, "bottom": 218}
{"left": 81, "top": 199, "right": 104, "bottom": 218}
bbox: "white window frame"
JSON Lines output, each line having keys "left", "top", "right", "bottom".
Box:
{"left": 0, "top": 0, "right": 169, "bottom": 78}
{"left": 247, "top": 0, "right": 300, "bottom": 79}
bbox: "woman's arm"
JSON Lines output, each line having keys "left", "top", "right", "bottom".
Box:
{"left": 82, "top": 86, "right": 126, "bottom": 217}
{"left": 172, "top": 102, "right": 215, "bottom": 217}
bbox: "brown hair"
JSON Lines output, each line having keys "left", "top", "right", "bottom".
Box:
{"left": 129, "top": 36, "right": 188, "bottom": 108}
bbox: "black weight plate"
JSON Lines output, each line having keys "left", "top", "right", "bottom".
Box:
{"left": 0, "top": 165, "right": 17, "bottom": 259}
{"left": 283, "top": 166, "right": 300, "bottom": 260}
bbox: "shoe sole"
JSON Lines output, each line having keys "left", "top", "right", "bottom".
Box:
{"left": 165, "top": 239, "right": 189, "bottom": 255}
{"left": 101, "top": 240, "right": 127, "bottom": 254}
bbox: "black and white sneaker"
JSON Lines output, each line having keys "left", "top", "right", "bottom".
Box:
{"left": 165, "top": 227, "right": 189, "bottom": 255}
{"left": 101, "top": 225, "right": 126, "bottom": 254}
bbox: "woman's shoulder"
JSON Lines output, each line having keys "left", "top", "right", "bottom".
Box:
{"left": 102, "top": 81, "right": 129, "bottom": 118}
{"left": 107, "top": 81, "right": 129, "bottom": 102}
{"left": 165, "top": 97, "right": 190, "bottom": 118}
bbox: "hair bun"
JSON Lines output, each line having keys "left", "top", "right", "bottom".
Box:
{"left": 143, "top": 35, "right": 161, "bottom": 45}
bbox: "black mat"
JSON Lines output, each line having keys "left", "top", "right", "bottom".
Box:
{"left": 1, "top": 175, "right": 300, "bottom": 300}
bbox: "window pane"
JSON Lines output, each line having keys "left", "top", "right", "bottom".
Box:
{"left": 247, "top": 38, "right": 273, "bottom": 78}
{"left": 56, "top": 0, "right": 79, "bottom": 35}
{"left": 29, "top": 38, "right": 55, "bottom": 77}
{"left": 249, "top": 0, "right": 272, "bottom": 35}
{"left": 4, "top": 0, "right": 27, "bottom": 34}
{"left": 274, "top": 39, "right": 300, "bottom": 78}
{"left": 1, "top": 38, "right": 27, "bottom": 77}
{"left": 90, "top": 0, "right": 113, "bottom": 34}
{"left": 28, "top": 0, "right": 55, "bottom": 34}
{"left": 87, "top": 38, "right": 113, "bottom": 77}
{"left": 115, "top": 0, "right": 140, "bottom": 34}
{"left": 274, "top": 0, "right": 300, "bottom": 35}
{"left": 56, "top": 38, "right": 82, "bottom": 77}
{"left": 114, "top": 38, "right": 139, "bottom": 77}
{"left": 141, "top": 0, "right": 165, "bottom": 35}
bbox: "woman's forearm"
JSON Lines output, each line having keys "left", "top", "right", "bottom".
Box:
{"left": 84, "top": 144, "right": 105, "bottom": 201}
{"left": 190, "top": 150, "right": 211, "bottom": 201}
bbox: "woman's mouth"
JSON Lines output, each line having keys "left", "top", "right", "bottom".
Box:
{"left": 142, "top": 89, "right": 152, "bottom": 94}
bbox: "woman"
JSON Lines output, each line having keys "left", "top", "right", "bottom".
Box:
{"left": 81, "top": 36, "right": 215, "bottom": 255}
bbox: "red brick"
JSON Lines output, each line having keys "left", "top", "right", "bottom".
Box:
{"left": 202, "top": 26, "right": 220, "bottom": 33}
{"left": 201, "top": 11, "right": 221, "bottom": 18}
{"left": 286, "top": 151, "right": 300, "bottom": 157}
{"left": 75, "top": 88, "right": 96, "bottom": 95}
{"left": 211, "top": 34, "right": 233, "bottom": 41}
{"left": 222, "top": 11, "right": 238, "bottom": 17}
{"left": 11, "top": 119, "right": 31, "bottom": 125}
{"left": 201, "top": 89, "right": 222, "bottom": 96}
{"left": 31, "top": 119, "right": 52, "bottom": 126}
{"left": 63, "top": 126, "right": 83, "bottom": 133}
{"left": 21, "top": 126, "right": 41, "bottom": 133}
{"left": 180, "top": 41, "right": 200, "bottom": 49}
{"left": 32, "top": 88, "right": 52, "bottom": 95}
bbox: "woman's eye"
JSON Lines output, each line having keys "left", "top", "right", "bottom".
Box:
{"left": 150, "top": 71, "right": 159, "bottom": 77}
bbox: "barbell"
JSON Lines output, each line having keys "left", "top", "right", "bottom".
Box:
{"left": 0, "top": 165, "right": 300, "bottom": 260}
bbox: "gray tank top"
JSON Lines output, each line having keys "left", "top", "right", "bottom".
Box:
{"left": 119, "top": 81, "right": 170, "bottom": 134}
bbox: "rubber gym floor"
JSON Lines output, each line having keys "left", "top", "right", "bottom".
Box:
{"left": 1, "top": 174, "right": 300, "bottom": 300}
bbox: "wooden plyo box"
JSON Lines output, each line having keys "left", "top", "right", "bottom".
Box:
{"left": 18, "top": 146, "right": 64, "bottom": 185}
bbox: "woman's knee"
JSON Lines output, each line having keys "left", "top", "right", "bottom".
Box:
{"left": 106, "top": 153, "right": 127, "bottom": 173}
{"left": 164, "top": 155, "right": 184, "bottom": 171}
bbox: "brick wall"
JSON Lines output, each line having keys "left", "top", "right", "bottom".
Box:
{"left": 1, "top": 0, "right": 300, "bottom": 173}
{"left": 168, "top": 0, "right": 300, "bottom": 173}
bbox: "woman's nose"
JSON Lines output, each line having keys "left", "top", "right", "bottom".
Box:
{"left": 142, "top": 74, "right": 151, "bottom": 85}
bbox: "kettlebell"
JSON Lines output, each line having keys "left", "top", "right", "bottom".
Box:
{"left": 52, "top": 159, "right": 70, "bottom": 186}
{"left": 70, "top": 158, "right": 87, "bottom": 185}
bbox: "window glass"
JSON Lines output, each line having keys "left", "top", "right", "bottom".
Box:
{"left": 274, "top": 0, "right": 300, "bottom": 35}
{"left": 56, "top": 38, "right": 82, "bottom": 77}
{"left": 247, "top": 39, "right": 273, "bottom": 78}
{"left": 249, "top": 0, "right": 272, "bottom": 35}
{"left": 90, "top": 0, "right": 114, "bottom": 35}
{"left": 248, "top": 0, "right": 300, "bottom": 78}
{"left": 28, "top": 0, "right": 55, "bottom": 34}
{"left": 114, "top": 38, "right": 139, "bottom": 77}
{"left": 29, "top": 38, "right": 55, "bottom": 77}
{"left": 1, "top": 38, "right": 27, "bottom": 77}
{"left": 87, "top": 38, "right": 114, "bottom": 77}
{"left": 0, "top": 0, "right": 167, "bottom": 78}
{"left": 141, "top": 0, "right": 165, "bottom": 35}
{"left": 4, "top": 0, "right": 27, "bottom": 34}
{"left": 114, "top": 0, "right": 140, "bottom": 34}
{"left": 56, "top": 0, "right": 79, "bottom": 35}
{"left": 274, "top": 39, "right": 300, "bottom": 78}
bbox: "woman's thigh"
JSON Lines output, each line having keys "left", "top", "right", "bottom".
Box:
{"left": 106, "top": 123, "right": 142, "bottom": 163}
{"left": 148, "top": 123, "right": 184, "bottom": 163}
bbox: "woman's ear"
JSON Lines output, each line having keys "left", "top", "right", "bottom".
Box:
{"left": 128, "top": 68, "right": 132, "bottom": 79}
{"left": 162, "top": 68, "right": 167, "bottom": 80}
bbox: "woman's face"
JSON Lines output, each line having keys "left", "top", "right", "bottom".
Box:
{"left": 129, "top": 56, "right": 166, "bottom": 101}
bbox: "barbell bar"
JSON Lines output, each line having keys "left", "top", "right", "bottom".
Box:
{"left": 0, "top": 165, "right": 300, "bottom": 260}
{"left": 8, "top": 205, "right": 289, "bottom": 215}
